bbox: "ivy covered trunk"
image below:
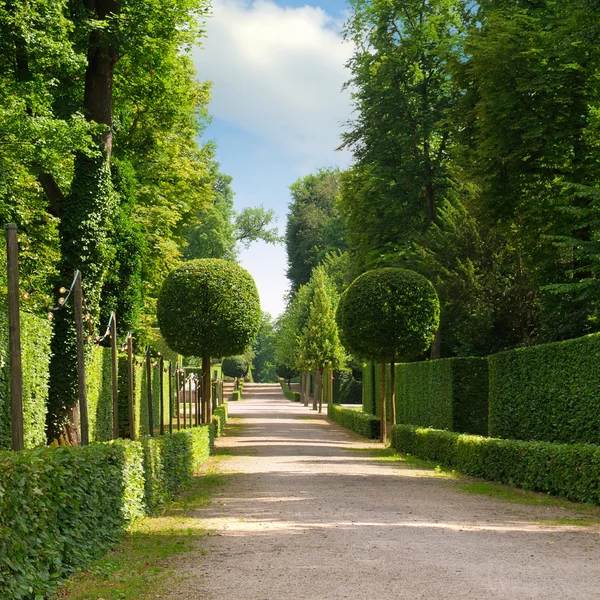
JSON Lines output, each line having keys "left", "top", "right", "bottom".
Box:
{"left": 46, "top": 0, "right": 120, "bottom": 443}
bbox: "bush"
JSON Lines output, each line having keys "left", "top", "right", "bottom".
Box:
{"left": 279, "top": 379, "right": 300, "bottom": 401}
{"left": 86, "top": 346, "right": 114, "bottom": 442}
{"left": 212, "top": 403, "right": 229, "bottom": 437}
{"left": 157, "top": 259, "right": 262, "bottom": 358}
{"left": 396, "top": 358, "right": 488, "bottom": 435}
{"left": 276, "top": 364, "right": 297, "bottom": 383}
{"left": 334, "top": 370, "right": 362, "bottom": 404}
{"left": 0, "top": 306, "right": 52, "bottom": 449}
{"left": 489, "top": 333, "right": 600, "bottom": 444}
{"left": 328, "top": 404, "right": 380, "bottom": 439}
{"left": 392, "top": 424, "right": 600, "bottom": 505}
{"left": 0, "top": 426, "right": 214, "bottom": 598}
{"left": 231, "top": 389, "right": 241, "bottom": 401}
{"left": 336, "top": 268, "right": 440, "bottom": 362}
{"left": 222, "top": 355, "right": 248, "bottom": 379}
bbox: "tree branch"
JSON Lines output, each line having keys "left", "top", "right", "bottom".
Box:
{"left": 37, "top": 173, "right": 64, "bottom": 218}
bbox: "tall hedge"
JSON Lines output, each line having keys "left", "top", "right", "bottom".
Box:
{"left": 396, "top": 358, "right": 488, "bottom": 435}
{"left": 86, "top": 346, "right": 113, "bottom": 442}
{"left": 489, "top": 333, "right": 600, "bottom": 444}
{"left": 0, "top": 306, "right": 51, "bottom": 449}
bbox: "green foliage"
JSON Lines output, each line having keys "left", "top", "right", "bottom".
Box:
{"left": 334, "top": 370, "right": 362, "bottom": 405}
{"left": 235, "top": 206, "right": 282, "bottom": 249}
{"left": 0, "top": 305, "right": 51, "bottom": 449}
{"left": 276, "top": 364, "right": 297, "bottom": 383}
{"left": 157, "top": 259, "right": 262, "bottom": 359}
{"left": 361, "top": 363, "right": 376, "bottom": 415}
{"left": 0, "top": 424, "right": 214, "bottom": 599}
{"left": 86, "top": 346, "right": 114, "bottom": 443}
{"left": 212, "top": 403, "right": 228, "bottom": 437}
{"left": 285, "top": 168, "right": 346, "bottom": 292}
{"left": 252, "top": 313, "right": 278, "bottom": 383}
{"left": 337, "top": 268, "right": 440, "bottom": 361}
{"left": 221, "top": 355, "right": 248, "bottom": 379}
{"left": 279, "top": 379, "right": 300, "bottom": 402}
{"left": 395, "top": 358, "right": 489, "bottom": 435}
{"left": 328, "top": 404, "right": 380, "bottom": 439}
{"left": 231, "top": 389, "right": 241, "bottom": 401}
{"left": 489, "top": 333, "right": 600, "bottom": 444}
{"left": 392, "top": 425, "right": 600, "bottom": 505}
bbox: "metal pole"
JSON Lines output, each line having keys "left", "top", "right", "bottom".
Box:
{"left": 110, "top": 312, "right": 119, "bottom": 440}
{"left": 127, "top": 333, "right": 135, "bottom": 440}
{"left": 6, "top": 224, "right": 23, "bottom": 451}
{"left": 73, "top": 271, "right": 89, "bottom": 445}
{"left": 159, "top": 356, "right": 164, "bottom": 435}
{"left": 168, "top": 360, "right": 173, "bottom": 434}
{"left": 146, "top": 347, "right": 153, "bottom": 436}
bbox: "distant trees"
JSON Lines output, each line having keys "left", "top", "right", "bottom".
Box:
{"left": 253, "top": 314, "right": 278, "bottom": 383}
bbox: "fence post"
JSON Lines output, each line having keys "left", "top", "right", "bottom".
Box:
{"left": 168, "top": 360, "right": 173, "bottom": 434}
{"left": 73, "top": 271, "right": 89, "bottom": 445}
{"left": 159, "top": 355, "right": 164, "bottom": 435}
{"left": 127, "top": 333, "right": 135, "bottom": 440}
{"left": 389, "top": 358, "right": 396, "bottom": 427}
{"left": 380, "top": 360, "right": 387, "bottom": 443}
{"left": 6, "top": 224, "right": 24, "bottom": 451}
{"left": 110, "top": 312, "right": 119, "bottom": 439}
{"left": 175, "top": 362, "right": 180, "bottom": 430}
{"left": 182, "top": 372, "right": 187, "bottom": 428}
{"left": 145, "top": 346, "right": 153, "bottom": 436}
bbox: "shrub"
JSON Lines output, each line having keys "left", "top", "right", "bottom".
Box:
{"left": 86, "top": 346, "right": 113, "bottom": 442}
{"left": 231, "top": 389, "right": 241, "bottom": 401}
{"left": 222, "top": 355, "right": 248, "bottom": 379}
{"left": 0, "top": 306, "right": 52, "bottom": 449}
{"left": 336, "top": 268, "right": 440, "bottom": 362}
{"left": 489, "top": 333, "right": 600, "bottom": 444}
{"left": 392, "top": 425, "right": 600, "bottom": 505}
{"left": 396, "top": 358, "right": 488, "bottom": 435}
{"left": 328, "top": 404, "right": 380, "bottom": 439}
{"left": 279, "top": 379, "right": 300, "bottom": 401}
{"left": 276, "top": 364, "right": 297, "bottom": 383}
{"left": 212, "top": 403, "right": 229, "bottom": 437}
{"left": 0, "top": 425, "right": 214, "bottom": 599}
{"left": 334, "top": 369, "right": 362, "bottom": 404}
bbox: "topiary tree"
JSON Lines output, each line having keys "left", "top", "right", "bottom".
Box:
{"left": 276, "top": 364, "right": 297, "bottom": 386}
{"left": 222, "top": 355, "right": 249, "bottom": 380}
{"left": 336, "top": 268, "right": 439, "bottom": 441}
{"left": 157, "top": 259, "right": 261, "bottom": 422}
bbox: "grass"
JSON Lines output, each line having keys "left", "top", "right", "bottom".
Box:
{"left": 55, "top": 470, "right": 225, "bottom": 600}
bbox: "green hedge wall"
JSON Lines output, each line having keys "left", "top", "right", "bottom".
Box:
{"left": 489, "top": 333, "right": 600, "bottom": 444}
{"left": 334, "top": 370, "right": 362, "bottom": 405}
{"left": 279, "top": 379, "right": 300, "bottom": 401}
{"left": 392, "top": 424, "right": 600, "bottom": 505}
{"left": 0, "top": 425, "right": 214, "bottom": 599}
{"left": 328, "top": 404, "right": 380, "bottom": 439}
{"left": 396, "top": 358, "right": 488, "bottom": 435}
{"left": 0, "top": 307, "right": 52, "bottom": 449}
{"left": 86, "top": 346, "right": 113, "bottom": 442}
{"left": 212, "top": 403, "right": 229, "bottom": 437}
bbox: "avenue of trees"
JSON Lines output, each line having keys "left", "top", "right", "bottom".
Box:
{"left": 277, "top": 0, "right": 600, "bottom": 376}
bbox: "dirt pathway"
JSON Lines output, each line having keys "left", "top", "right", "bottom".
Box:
{"left": 167, "top": 383, "right": 600, "bottom": 600}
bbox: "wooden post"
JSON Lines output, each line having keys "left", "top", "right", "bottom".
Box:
{"left": 175, "top": 362, "right": 181, "bottom": 431}
{"left": 127, "top": 333, "right": 135, "bottom": 440}
{"left": 146, "top": 347, "right": 153, "bottom": 436}
{"left": 188, "top": 377, "right": 193, "bottom": 426}
{"left": 6, "top": 224, "right": 24, "bottom": 451}
{"left": 329, "top": 362, "right": 334, "bottom": 405}
{"left": 196, "top": 378, "right": 201, "bottom": 425}
{"left": 110, "top": 312, "right": 119, "bottom": 440}
{"left": 159, "top": 356, "right": 164, "bottom": 435}
{"left": 182, "top": 372, "right": 187, "bottom": 428}
{"left": 203, "top": 356, "right": 211, "bottom": 423}
{"left": 390, "top": 358, "right": 396, "bottom": 427}
{"left": 73, "top": 271, "right": 89, "bottom": 446}
{"left": 380, "top": 360, "right": 387, "bottom": 443}
{"left": 198, "top": 375, "right": 204, "bottom": 424}
{"left": 313, "top": 370, "right": 320, "bottom": 411}
{"left": 168, "top": 360, "right": 173, "bottom": 434}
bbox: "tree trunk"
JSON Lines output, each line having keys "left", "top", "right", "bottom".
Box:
{"left": 203, "top": 356, "right": 211, "bottom": 424}
{"left": 389, "top": 359, "right": 396, "bottom": 427}
{"left": 318, "top": 368, "right": 324, "bottom": 414}
{"left": 380, "top": 360, "right": 387, "bottom": 443}
{"left": 430, "top": 327, "right": 441, "bottom": 360}
{"left": 313, "top": 370, "right": 321, "bottom": 411}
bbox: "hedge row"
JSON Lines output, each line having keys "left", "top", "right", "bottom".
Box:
{"left": 328, "top": 404, "right": 380, "bottom": 439}
{"left": 392, "top": 425, "right": 600, "bottom": 505}
{"left": 0, "top": 424, "right": 215, "bottom": 599}
{"left": 489, "top": 333, "right": 600, "bottom": 445}
{"left": 279, "top": 379, "right": 300, "bottom": 402}
{"left": 0, "top": 306, "right": 52, "bottom": 449}
{"left": 212, "top": 403, "right": 229, "bottom": 438}
{"left": 334, "top": 370, "right": 362, "bottom": 405}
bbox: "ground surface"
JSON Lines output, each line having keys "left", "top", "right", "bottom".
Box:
{"left": 166, "top": 383, "right": 600, "bottom": 600}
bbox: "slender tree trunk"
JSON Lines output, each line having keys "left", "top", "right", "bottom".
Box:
{"left": 313, "top": 370, "right": 321, "bottom": 411}
{"left": 380, "top": 360, "right": 387, "bottom": 443}
{"left": 389, "top": 359, "right": 396, "bottom": 427}
{"left": 202, "top": 356, "right": 211, "bottom": 424}
{"left": 318, "top": 368, "right": 324, "bottom": 414}
{"left": 430, "top": 327, "right": 441, "bottom": 360}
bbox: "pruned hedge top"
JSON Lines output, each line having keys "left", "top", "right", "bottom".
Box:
{"left": 336, "top": 268, "right": 440, "bottom": 361}
{"left": 157, "top": 259, "right": 261, "bottom": 358}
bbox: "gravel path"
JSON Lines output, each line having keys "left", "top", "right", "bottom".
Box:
{"left": 167, "top": 383, "right": 600, "bottom": 600}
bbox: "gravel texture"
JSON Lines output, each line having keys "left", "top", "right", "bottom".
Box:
{"left": 166, "top": 383, "right": 600, "bottom": 600}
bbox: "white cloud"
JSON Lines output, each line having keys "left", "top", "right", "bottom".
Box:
{"left": 193, "top": 0, "right": 353, "bottom": 165}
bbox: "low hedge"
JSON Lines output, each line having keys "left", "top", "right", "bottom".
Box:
{"left": 212, "top": 403, "right": 229, "bottom": 437}
{"left": 328, "top": 404, "right": 380, "bottom": 439}
{"left": 231, "top": 390, "right": 241, "bottom": 401}
{"left": 489, "top": 333, "right": 600, "bottom": 444}
{"left": 279, "top": 378, "right": 300, "bottom": 401}
{"left": 392, "top": 424, "right": 600, "bottom": 505}
{"left": 0, "top": 425, "right": 214, "bottom": 599}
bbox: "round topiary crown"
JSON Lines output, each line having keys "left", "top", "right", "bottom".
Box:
{"left": 336, "top": 268, "right": 439, "bottom": 361}
{"left": 157, "top": 259, "right": 261, "bottom": 358}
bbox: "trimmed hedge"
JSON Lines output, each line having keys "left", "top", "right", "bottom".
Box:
{"left": 489, "top": 333, "right": 600, "bottom": 444}
{"left": 212, "top": 403, "right": 229, "bottom": 437}
{"left": 396, "top": 358, "right": 488, "bottom": 435}
{"left": 328, "top": 404, "right": 380, "bottom": 439}
{"left": 0, "top": 307, "right": 52, "bottom": 449}
{"left": 231, "top": 389, "right": 241, "bottom": 401}
{"left": 392, "top": 424, "right": 600, "bottom": 505}
{"left": 334, "top": 370, "right": 362, "bottom": 405}
{"left": 0, "top": 425, "right": 214, "bottom": 599}
{"left": 279, "top": 379, "right": 300, "bottom": 401}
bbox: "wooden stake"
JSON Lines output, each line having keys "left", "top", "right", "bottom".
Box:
{"left": 159, "top": 356, "right": 164, "bottom": 435}
{"left": 175, "top": 362, "right": 180, "bottom": 431}
{"left": 168, "top": 360, "right": 173, "bottom": 434}
{"left": 6, "top": 224, "right": 23, "bottom": 451}
{"left": 182, "top": 372, "right": 187, "bottom": 428}
{"left": 127, "top": 333, "right": 135, "bottom": 440}
{"left": 390, "top": 358, "right": 396, "bottom": 427}
{"left": 380, "top": 360, "right": 387, "bottom": 443}
{"left": 203, "top": 356, "right": 211, "bottom": 423}
{"left": 146, "top": 347, "right": 153, "bottom": 436}
{"left": 74, "top": 271, "right": 89, "bottom": 446}
{"left": 110, "top": 312, "right": 119, "bottom": 440}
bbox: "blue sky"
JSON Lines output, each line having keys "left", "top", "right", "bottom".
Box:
{"left": 193, "top": 0, "right": 353, "bottom": 317}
